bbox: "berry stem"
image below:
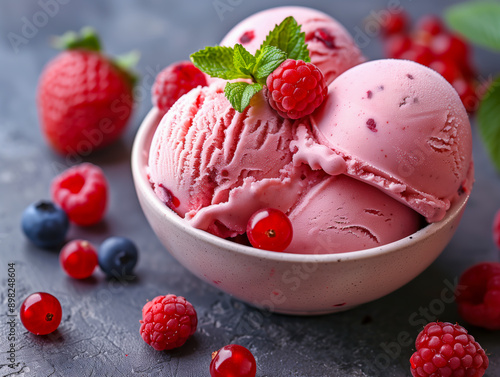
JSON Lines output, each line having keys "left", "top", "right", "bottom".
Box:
{"left": 53, "top": 27, "right": 102, "bottom": 52}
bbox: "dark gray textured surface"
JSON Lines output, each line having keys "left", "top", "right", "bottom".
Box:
{"left": 1, "top": 0, "right": 499, "bottom": 376}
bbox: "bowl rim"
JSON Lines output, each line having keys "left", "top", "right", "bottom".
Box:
{"left": 131, "top": 107, "right": 470, "bottom": 264}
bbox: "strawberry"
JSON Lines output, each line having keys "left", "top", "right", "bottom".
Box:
{"left": 37, "top": 27, "right": 138, "bottom": 156}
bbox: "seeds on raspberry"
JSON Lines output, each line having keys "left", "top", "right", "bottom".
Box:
{"left": 59, "top": 239, "right": 98, "bottom": 279}
{"left": 246, "top": 208, "right": 293, "bottom": 252}
{"left": 152, "top": 61, "right": 208, "bottom": 115}
{"left": 456, "top": 262, "right": 500, "bottom": 330}
{"left": 139, "top": 294, "right": 197, "bottom": 351}
{"left": 210, "top": 344, "right": 256, "bottom": 377}
{"left": 266, "top": 59, "right": 328, "bottom": 119}
{"left": 410, "top": 321, "right": 489, "bottom": 377}
{"left": 20, "top": 292, "right": 62, "bottom": 335}
{"left": 51, "top": 163, "right": 108, "bottom": 226}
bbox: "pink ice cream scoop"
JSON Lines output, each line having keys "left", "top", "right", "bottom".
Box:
{"left": 148, "top": 79, "right": 422, "bottom": 253}
{"left": 148, "top": 81, "right": 306, "bottom": 239}
{"left": 286, "top": 174, "right": 422, "bottom": 254}
{"left": 220, "top": 6, "right": 365, "bottom": 85}
{"left": 305, "top": 59, "right": 474, "bottom": 223}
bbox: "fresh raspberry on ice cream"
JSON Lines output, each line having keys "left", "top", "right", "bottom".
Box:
{"left": 266, "top": 59, "right": 327, "bottom": 119}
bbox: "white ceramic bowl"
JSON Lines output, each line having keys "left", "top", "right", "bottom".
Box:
{"left": 131, "top": 108, "right": 470, "bottom": 315}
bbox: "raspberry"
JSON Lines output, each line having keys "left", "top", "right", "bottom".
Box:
{"left": 266, "top": 59, "right": 327, "bottom": 119}
{"left": 456, "top": 262, "right": 500, "bottom": 330}
{"left": 410, "top": 321, "right": 489, "bottom": 377}
{"left": 51, "top": 163, "right": 108, "bottom": 226}
{"left": 139, "top": 294, "right": 197, "bottom": 351}
{"left": 152, "top": 61, "right": 208, "bottom": 115}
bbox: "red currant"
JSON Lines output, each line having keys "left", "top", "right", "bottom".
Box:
{"left": 380, "top": 11, "right": 409, "bottom": 37}
{"left": 384, "top": 34, "right": 412, "bottom": 58}
{"left": 416, "top": 14, "right": 443, "bottom": 36}
{"left": 246, "top": 208, "right": 293, "bottom": 252}
{"left": 452, "top": 78, "right": 479, "bottom": 113}
{"left": 210, "top": 344, "right": 256, "bottom": 377}
{"left": 429, "top": 58, "right": 462, "bottom": 83}
{"left": 493, "top": 208, "right": 500, "bottom": 250}
{"left": 430, "top": 33, "right": 467, "bottom": 60}
{"left": 20, "top": 292, "right": 62, "bottom": 335}
{"left": 51, "top": 162, "right": 108, "bottom": 226}
{"left": 59, "top": 239, "right": 98, "bottom": 279}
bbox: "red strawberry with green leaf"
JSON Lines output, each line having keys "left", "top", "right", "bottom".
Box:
{"left": 37, "top": 27, "right": 138, "bottom": 156}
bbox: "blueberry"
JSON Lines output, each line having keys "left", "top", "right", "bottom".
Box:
{"left": 21, "top": 200, "right": 69, "bottom": 249}
{"left": 98, "top": 236, "right": 138, "bottom": 278}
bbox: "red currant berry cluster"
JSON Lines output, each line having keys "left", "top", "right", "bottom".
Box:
{"left": 379, "top": 12, "right": 479, "bottom": 112}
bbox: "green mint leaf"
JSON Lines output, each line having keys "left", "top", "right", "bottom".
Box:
{"left": 478, "top": 76, "right": 500, "bottom": 171}
{"left": 190, "top": 46, "right": 241, "bottom": 80}
{"left": 233, "top": 44, "right": 255, "bottom": 77}
{"left": 225, "top": 81, "right": 263, "bottom": 112}
{"left": 253, "top": 46, "right": 287, "bottom": 85}
{"left": 257, "top": 16, "right": 310, "bottom": 62}
{"left": 445, "top": 1, "right": 500, "bottom": 52}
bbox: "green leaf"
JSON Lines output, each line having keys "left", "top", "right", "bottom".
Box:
{"left": 190, "top": 46, "right": 241, "bottom": 80}
{"left": 224, "top": 81, "right": 263, "bottom": 112}
{"left": 257, "top": 16, "right": 310, "bottom": 62}
{"left": 52, "top": 26, "right": 101, "bottom": 51}
{"left": 113, "top": 50, "right": 141, "bottom": 88}
{"left": 445, "top": 1, "right": 500, "bottom": 52}
{"left": 253, "top": 46, "right": 287, "bottom": 85}
{"left": 233, "top": 44, "right": 255, "bottom": 77}
{"left": 478, "top": 76, "right": 500, "bottom": 171}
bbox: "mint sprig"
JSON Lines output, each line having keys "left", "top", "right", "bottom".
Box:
{"left": 445, "top": 1, "right": 500, "bottom": 52}
{"left": 444, "top": 1, "right": 500, "bottom": 171}
{"left": 257, "top": 16, "right": 310, "bottom": 62}
{"left": 190, "top": 46, "right": 244, "bottom": 80}
{"left": 225, "top": 82, "right": 263, "bottom": 113}
{"left": 478, "top": 77, "right": 500, "bottom": 170}
{"left": 190, "top": 16, "right": 310, "bottom": 112}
